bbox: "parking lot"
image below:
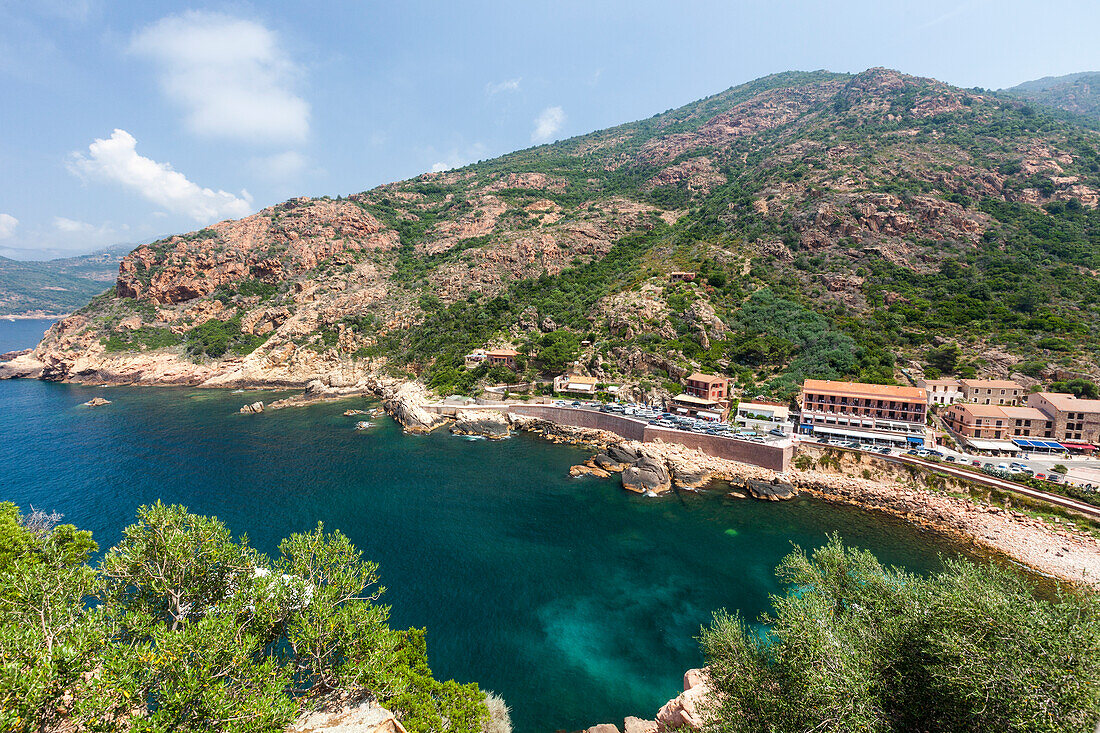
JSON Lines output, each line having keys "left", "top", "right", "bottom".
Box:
{"left": 551, "top": 399, "right": 791, "bottom": 446}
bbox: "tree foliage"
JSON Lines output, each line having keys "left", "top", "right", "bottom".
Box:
{"left": 700, "top": 536, "right": 1100, "bottom": 733}
{"left": 0, "top": 502, "right": 487, "bottom": 733}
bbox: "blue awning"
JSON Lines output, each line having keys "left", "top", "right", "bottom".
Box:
{"left": 906, "top": 436, "right": 924, "bottom": 444}
{"left": 799, "top": 423, "right": 815, "bottom": 430}
{"left": 1011, "top": 438, "right": 1064, "bottom": 449}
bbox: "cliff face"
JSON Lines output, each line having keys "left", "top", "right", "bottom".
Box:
{"left": 7, "top": 67, "right": 1100, "bottom": 392}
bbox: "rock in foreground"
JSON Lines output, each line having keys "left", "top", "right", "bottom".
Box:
{"left": 289, "top": 701, "right": 408, "bottom": 733}
{"left": 239, "top": 401, "right": 265, "bottom": 414}
{"left": 82, "top": 397, "right": 111, "bottom": 407}
{"left": 656, "top": 668, "right": 713, "bottom": 730}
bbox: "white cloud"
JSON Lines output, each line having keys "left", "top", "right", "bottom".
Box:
{"left": 53, "top": 217, "right": 95, "bottom": 233}
{"left": 0, "top": 213, "right": 17, "bottom": 239}
{"left": 69, "top": 129, "right": 253, "bottom": 222}
{"left": 130, "top": 11, "right": 309, "bottom": 144}
{"left": 486, "top": 78, "right": 521, "bottom": 95}
{"left": 428, "top": 143, "right": 487, "bottom": 173}
{"left": 250, "top": 151, "right": 309, "bottom": 180}
{"left": 531, "top": 106, "right": 565, "bottom": 143}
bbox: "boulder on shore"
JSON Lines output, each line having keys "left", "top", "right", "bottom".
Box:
{"left": 239, "top": 401, "right": 264, "bottom": 414}
{"left": 451, "top": 410, "right": 510, "bottom": 439}
{"left": 744, "top": 477, "right": 797, "bottom": 501}
{"left": 382, "top": 382, "right": 449, "bottom": 434}
{"left": 621, "top": 455, "right": 672, "bottom": 495}
{"left": 571, "top": 463, "right": 611, "bottom": 479}
{"left": 83, "top": 397, "right": 111, "bottom": 407}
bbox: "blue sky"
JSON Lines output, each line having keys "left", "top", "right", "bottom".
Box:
{"left": 3, "top": 0, "right": 1100, "bottom": 259}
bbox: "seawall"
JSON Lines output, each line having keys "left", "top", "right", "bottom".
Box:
{"left": 434, "top": 403, "right": 793, "bottom": 472}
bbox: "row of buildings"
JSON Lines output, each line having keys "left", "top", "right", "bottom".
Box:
{"left": 917, "top": 377, "right": 1025, "bottom": 406}
{"left": 465, "top": 342, "right": 1097, "bottom": 453}
{"left": 944, "top": 392, "right": 1100, "bottom": 453}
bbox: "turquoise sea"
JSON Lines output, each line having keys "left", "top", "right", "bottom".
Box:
{"left": 0, "top": 319, "right": 967, "bottom": 732}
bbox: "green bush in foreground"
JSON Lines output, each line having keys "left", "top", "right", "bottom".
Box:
{"left": 0, "top": 502, "right": 487, "bottom": 733}
{"left": 701, "top": 536, "right": 1100, "bottom": 733}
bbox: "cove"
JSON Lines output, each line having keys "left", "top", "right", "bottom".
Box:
{"left": 0, "top": 377, "right": 969, "bottom": 732}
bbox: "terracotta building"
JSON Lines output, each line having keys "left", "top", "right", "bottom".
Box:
{"left": 798, "top": 379, "right": 928, "bottom": 447}
{"left": 944, "top": 403, "right": 1055, "bottom": 453}
{"left": 683, "top": 373, "right": 728, "bottom": 401}
{"left": 486, "top": 348, "right": 519, "bottom": 369}
{"left": 959, "top": 379, "right": 1024, "bottom": 406}
{"left": 1027, "top": 392, "right": 1100, "bottom": 449}
{"left": 670, "top": 373, "right": 730, "bottom": 421}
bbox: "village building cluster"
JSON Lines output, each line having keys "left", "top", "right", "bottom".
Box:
{"left": 463, "top": 342, "right": 1097, "bottom": 455}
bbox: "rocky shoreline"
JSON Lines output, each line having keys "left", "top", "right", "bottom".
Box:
{"left": 4, "top": 352, "right": 1098, "bottom": 586}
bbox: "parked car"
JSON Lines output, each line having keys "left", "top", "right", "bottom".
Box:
{"left": 996, "top": 463, "right": 1009, "bottom": 470}
{"left": 971, "top": 459, "right": 982, "bottom": 466}
{"left": 769, "top": 428, "right": 786, "bottom": 437}
{"left": 877, "top": 448, "right": 892, "bottom": 455}
{"left": 945, "top": 455, "right": 956, "bottom": 462}
{"left": 905, "top": 449, "right": 919, "bottom": 456}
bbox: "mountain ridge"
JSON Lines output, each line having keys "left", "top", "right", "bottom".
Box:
{"left": 5, "top": 67, "right": 1100, "bottom": 402}
{"left": 0, "top": 244, "right": 133, "bottom": 316}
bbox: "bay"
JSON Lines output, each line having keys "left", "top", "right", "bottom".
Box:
{"left": 0, "top": 320, "right": 967, "bottom": 732}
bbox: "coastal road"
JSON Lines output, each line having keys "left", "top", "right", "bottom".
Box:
{"left": 883, "top": 453, "right": 1100, "bottom": 520}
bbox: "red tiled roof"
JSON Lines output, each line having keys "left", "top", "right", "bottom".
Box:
{"left": 802, "top": 379, "right": 926, "bottom": 402}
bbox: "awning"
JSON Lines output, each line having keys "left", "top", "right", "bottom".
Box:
{"left": 964, "top": 438, "right": 1020, "bottom": 452}
{"left": 906, "top": 436, "right": 924, "bottom": 444}
{"left": 1062, "top": 442, "right": 1096, "bottom": 450}
{"left": 799, "top": 423, "right": 815, "bottom": 430}
{"left": 1011, "top": 438, "right": 1065, "bottom": 450}
{"left": 813, "top": 425, "right": 907, "bottom": 443}
{"left": 672, "top": 394, "right": 720, "bottom": 407}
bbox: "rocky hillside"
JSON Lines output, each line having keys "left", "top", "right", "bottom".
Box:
{"left": 1002, "top": 72, "right": 1100, "bottom": 121}
{"left": 6, "top": 68, "right": 1100, "bottom": 400}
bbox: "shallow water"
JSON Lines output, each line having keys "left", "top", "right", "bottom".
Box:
{"left": 0, "top": 323, "right": 968, "bottom": 732}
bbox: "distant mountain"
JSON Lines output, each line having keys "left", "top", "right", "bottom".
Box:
{"left": 0, "top": 244, "right": 132, "bottom": 316}
{"left": 1002, "top": 72, "right": 1100, "bottom": 120}
{"left": 14, "top": 68, "right": 1100, "bottom": 396}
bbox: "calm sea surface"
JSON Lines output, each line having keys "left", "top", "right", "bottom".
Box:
{"left": 0, "top": 320, "right": 967, "bottom": 732}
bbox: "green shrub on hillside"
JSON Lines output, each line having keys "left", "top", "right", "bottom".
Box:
{"left": 0, "top": 502, "right": 487, "bottom": 733}
{"left": 701, "top": 536, "right": 1100, "bottom": 733}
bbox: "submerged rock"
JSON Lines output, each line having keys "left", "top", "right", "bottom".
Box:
{"left": 239, "top": 401, "right": 265, "bottom": 414}
{"left": 343, "top": 409, "right": 367, "bottom": 416}
{"left": 82, "top": 397, "right": 111, "bottom": 407}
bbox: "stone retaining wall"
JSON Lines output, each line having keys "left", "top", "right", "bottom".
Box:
{"left": 644, "top": 426, "right": 793, "bottom": 472}
{"left": 508, "top": 405, "right": 792, "bottom": 471}
{"left": 508, "top": 405, "right": 649, "bottom": 442}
